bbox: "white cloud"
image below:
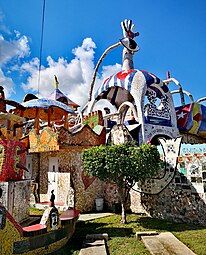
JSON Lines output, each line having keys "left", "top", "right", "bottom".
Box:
{"left": 0, "top": 21, "right": 30, "bottom": 98}
{"left": 22, "top": 38, "right": 122, "bottom": 107}
{"left": 101, "top": 64, "right": 122, "bottom": 80}
{"left": 0, "top": 34, "right": 30, "bottom": 65}
{"left": 0, "top": 10, "right": 11, "bottom": 34}
{"left": 0, "top": 68, "right": 15, "bottom": 97}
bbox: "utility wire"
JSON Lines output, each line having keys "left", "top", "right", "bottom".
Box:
{"left": 37, "top": 0, "right": 46, "bottom": 97}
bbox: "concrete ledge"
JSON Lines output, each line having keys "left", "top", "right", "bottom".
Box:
{"left": 135, "top": 231, "right": 159, "bottom": 239}
{"left": 79, "top": 233, "right": 109, "bottom": 255}
{"left": 86, "top": 233, "right": 109, "bottom": 241}
{"left": 79, "top": 239, "right": 107, "bottom": 255}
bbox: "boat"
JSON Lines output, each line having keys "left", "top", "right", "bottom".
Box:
{"left": 0, "top": 191, "right": 79, "bottom": 255}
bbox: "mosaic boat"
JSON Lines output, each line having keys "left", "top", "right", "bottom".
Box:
{"left": 0, "top": 202, "right": 79, "bottom": 255}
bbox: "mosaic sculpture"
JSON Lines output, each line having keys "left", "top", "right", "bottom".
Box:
{"left": 0, "top": 140, "right": 26, "bottom": 182}
{"left": 140, "top": 137, "right": 182, "bottom": 194}
{"left": 176, "top": 102, "right": 206, "bottom": 138}
{"left": 82, "top": 20, "right": 184, "bottom": 195}
{"left": 85, "top": 19, "right": 179, "bottom": 145}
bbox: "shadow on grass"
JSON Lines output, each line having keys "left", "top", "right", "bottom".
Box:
{"left": 50, "top": 214, "right": 206, "bottom": 254}
{"left": 137, "top": 216, "right": 206, "bottom": 232}
{"left": 76, "top": 220, "right": 133, "bottom": 237}
{"left": 51, "top": 219, "right": 133, "bottom": 255}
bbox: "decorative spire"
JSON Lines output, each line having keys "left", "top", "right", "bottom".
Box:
{"left": 54, "top": 75, "right": 59, "bottom": 89}
{"left": 120, "top": 19, "right": 140, "bottom": 71}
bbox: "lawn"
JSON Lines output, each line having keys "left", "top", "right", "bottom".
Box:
{"left": 53, "top": 213, "right": 206, "bottom": 255}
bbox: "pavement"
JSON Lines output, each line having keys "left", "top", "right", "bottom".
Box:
{"left": 78, "top": 212, "right": 113, "bottom": 221}
{"left": 141, "top": 232, "right": 196, "bottom": 255}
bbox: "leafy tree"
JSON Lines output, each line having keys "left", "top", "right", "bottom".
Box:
{"left": 83, "top": 143, "right": 161, "bottom": 223}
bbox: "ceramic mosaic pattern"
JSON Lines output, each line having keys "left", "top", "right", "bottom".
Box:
{"left": 0, "top": 182, "right": 8, "bottom": 207}
{"left": 82, "top": 110, "right": 104, "bottom": 128}
{"left": 108, "top": 124, "right": 133, "bottom": 145}
{"left": 29, "top": 127, "right": 59, "bottom": 153}
{"left": 140, "top": 137, "right": 182, "bottom": 194}
{"left": 0, "top": 180, "right": 31, "bottom": 223}
{"left": 58, "top": 125, "right": 106, "bottom": 147}
{"left": 12, "top": 180, "right": 31, "bottom": 223}
{"left": 37, "top": 148, "right": 105, "bottom": 212}
{"left": 89, "top": 68, "right": 179, "bottom": 144}
{"left": 181, "top": 132, "right": 206, "bottom": 144}
{"left": 141, "top": 178, "right": 206, "bottom": 226}
{"left": 0, "top": 216, "right": 24, "bottom": 255}
{"left": 131, "top": 146, "right": 206, "bottom": 225}
{"left": 0, "top": 140, "right": 26, "bottom": 182}
{"left": 103, "top": 182, "right": 119, "bottom": 208}
{"left": 47, "top": 172, "right": 71, "bottom": 206}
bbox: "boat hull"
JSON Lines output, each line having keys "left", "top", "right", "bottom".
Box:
{"left": 0, "top": 207, "right": 79, "bottom": 255}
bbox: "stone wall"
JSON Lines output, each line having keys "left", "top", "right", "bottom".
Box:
{"left": 0, "top": 180, "right": 31, "bottom": 223}
{"left": 130, "top": 141, "right": 206, "bottom": 226}
{"left": 131, "top": 171, "right": 206, "bottom": 226}
{"left": 181, "top": 133, "right": 206, "bottom": 144}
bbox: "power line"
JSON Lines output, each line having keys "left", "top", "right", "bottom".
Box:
{"left": 37, "top": 0, "right": 46, "bottom": 97}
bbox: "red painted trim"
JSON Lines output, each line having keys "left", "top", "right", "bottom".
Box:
{"left": 60, "top": 209, "right": 80, "bottom": 221}
{"left": 6, "top": 211, "right": 23, "bottom": 235}
{"left": 22, "top": 223, "right": 47, "bottom": 232}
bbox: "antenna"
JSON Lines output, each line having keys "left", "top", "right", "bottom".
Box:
{"left": 37, "top": 0, "right": 46, "bottom": 97}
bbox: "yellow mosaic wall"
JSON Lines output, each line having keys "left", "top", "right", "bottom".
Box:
{"left": 33, "top": 147, "right": 104, "bottom": 212}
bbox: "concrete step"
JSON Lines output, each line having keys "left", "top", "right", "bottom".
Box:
{"left": 142, "top": 235, "right": 170, "bottom": 255}
{"left": 136, "top": 231, "right": 159, "bottom": 239}
{"left": 142, "top": 232, "right": 196, "bottom": 255}
{"left": 79, "top": 239, "right": 107, "bottom": 255}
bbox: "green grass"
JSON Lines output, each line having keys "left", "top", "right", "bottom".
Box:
{"left": 52, "top": 213, "right": 206, "bottom": 255}
{"left": 29, "top": 207, "right": 44, "bottom": 216}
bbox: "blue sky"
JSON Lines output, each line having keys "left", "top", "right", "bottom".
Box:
{"left": 0, "top": 0, "right": 205, "bottom": 106}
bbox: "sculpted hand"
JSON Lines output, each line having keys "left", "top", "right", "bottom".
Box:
{"left": 121, "top": 19, "right": 139, "bottom": 39}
